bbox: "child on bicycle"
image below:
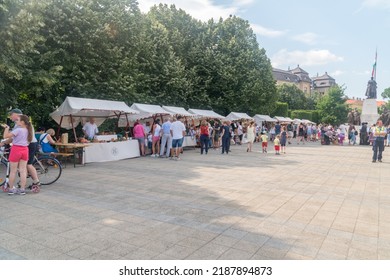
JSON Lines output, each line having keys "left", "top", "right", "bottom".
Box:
{"left": 1, "top": 115, "right": 33, "bottom": 195}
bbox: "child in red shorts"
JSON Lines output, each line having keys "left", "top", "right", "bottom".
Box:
{"left": 274, "top": 135, "right": 281, "bottom": 155}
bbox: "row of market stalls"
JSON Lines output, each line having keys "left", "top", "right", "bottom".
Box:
{"left": 49, "top": 97, "right": 315, "bottom": 163}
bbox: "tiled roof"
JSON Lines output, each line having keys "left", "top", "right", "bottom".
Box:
{"left": 272, "top": 68, "right": 300, "bottom": 83}
{"left": 312, "top": 72, "right": 335, "bottom": 81}
{"left": 290, "top": 65, "right": 308, "bottom": 75}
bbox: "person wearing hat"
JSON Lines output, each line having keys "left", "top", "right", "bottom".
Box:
{"left": 2, "top": 109, "right": 41, "bottom": 189}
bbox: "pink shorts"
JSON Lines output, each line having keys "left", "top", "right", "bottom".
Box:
{"left": 9, "top": 145, "right": 29, "bottom": 162}
{"left": 152, "top": 136, "right": 160, "bottom": 142}
{"left": 274, "top": 145, "right": 280, "bottom": 151}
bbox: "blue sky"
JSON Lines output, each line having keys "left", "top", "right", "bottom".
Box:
{"left": 138, "top": 0, "right": 390, "bottom": 100}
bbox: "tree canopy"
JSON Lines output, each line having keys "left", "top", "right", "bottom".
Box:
{"left": 316, "top": 85, "right": 348, "bottom": 125}
{"left": 0, "top": 1, "right": 277, "bottom": 126}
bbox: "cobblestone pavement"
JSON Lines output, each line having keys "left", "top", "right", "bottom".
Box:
{"left": 0, "top": 141, "right": 389, "bottom": 260}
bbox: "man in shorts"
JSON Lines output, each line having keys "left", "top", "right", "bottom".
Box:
{"left": 170, "top": 116, "right": 186, "bottom": 160}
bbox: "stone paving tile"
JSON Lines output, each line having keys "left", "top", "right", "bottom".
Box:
{"left": 218, "top": 248, "right": 254, "bottom": 260}
{"left": 0, "top": 142, "right": 388, "bottom": 259}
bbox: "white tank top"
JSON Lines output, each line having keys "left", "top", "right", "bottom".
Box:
{"left": 154, "top": 124, "right": 161, "bottom": 136}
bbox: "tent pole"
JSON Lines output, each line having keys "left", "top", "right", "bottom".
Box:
{"left": 70, "top": 114, "right": 78, "bottom": 143}
{"left": 57, "top": 116, "right": 63, "bottom": 139}
{"left": 115, "top": 112, "right": 120, "bottom": 133}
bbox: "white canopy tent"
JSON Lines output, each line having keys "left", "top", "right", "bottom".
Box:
{"left": 293, "top": 118, "right": 304, "bottom": 124}
{"left": 118, "top": 103, "right": 171, "bottom": 127}
{"left": 225, "top": 112, "right": 253, "bottom": 121}
{"left": 253, "top": 114, "right": 277, "bottom": 124}
{"left": 50, "top": 96, "right": 139, "bottom": 130}
{"left": 302, "top": 119, "right": 315, "bottom": 124}
{"left": 275, "top": 116, "right": 293, "bottom": 123}
{"left": 162, "top": 106, "right": 195, "bottom": 117}
{"left": 130, "top": 103, "right": 170, "bottom": 118}
{"left": 188, "top": 108, "right": 225, "bottom": 119}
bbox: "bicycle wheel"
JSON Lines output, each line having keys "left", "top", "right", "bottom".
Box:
{"left": 0, "top": 160, "right": 7, "bottom": 187}
{"left": 34, "top": 157, "right": 62, "bottom": 185}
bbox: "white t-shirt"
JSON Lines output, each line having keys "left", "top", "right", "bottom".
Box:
{"left": 83, "top": 122, "right": 98, "bottom": 138}
{"left": 170, "top": 121, "right": 186, "bottom": 140}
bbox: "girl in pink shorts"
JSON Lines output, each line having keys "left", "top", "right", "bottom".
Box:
{"left": 2, "top": 115, "right": 33, "bottom": 195}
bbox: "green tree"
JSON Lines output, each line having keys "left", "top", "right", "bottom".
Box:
{"left": 381, "top": 87, "right": 390, "bottom": 99}
{"left": 316, "top": 85, "right": 348, "bottom": 125}
{"left": 204, "top": 16, "right": 277, "bottom": 115}
{"left": 277, "top": 84, "right": 307, "bottom": 110}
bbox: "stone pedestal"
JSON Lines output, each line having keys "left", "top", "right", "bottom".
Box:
{"left": 361, "top": 99, "right": 379, "bottom": 125}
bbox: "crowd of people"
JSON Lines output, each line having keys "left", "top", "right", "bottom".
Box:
{"left": 2, "top": 107, "right": 389, "bottom": 197}
{"left": 129, "top": 118, "right": 332, "bottom": 158}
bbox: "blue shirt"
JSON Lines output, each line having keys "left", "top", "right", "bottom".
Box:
{"left": 162, "top": 121, "right": 172, "bottom": 134}
{"left": 275, "top": 124, "right": 281, "bottom": 135}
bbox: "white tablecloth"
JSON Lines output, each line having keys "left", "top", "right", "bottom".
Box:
{"left": 95, "top": 134, "right": 117, "bottom": 141}
{"left": 84, "top": 140, "right": 140, "bottom": 163}
{"left": 183, "top": 136, "right": 197, "bottom": 147}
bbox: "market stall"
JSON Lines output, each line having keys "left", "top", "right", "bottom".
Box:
{"left": 253, "top": 114, "right": 277, "bottom": 128}
{"left": 274, "top": 116, "right": 293, "bottom": 123}
{"left": 50, "top": 96, "right": 140, "bottom": 163}
{"left": 226, "top": 112, "right": 253, "bottom": 121}
{"left": 188, "top": 108, "right": 225, "bottom": 120}
{"left": 130, "top": 103, "right": 171, "bottom": 120}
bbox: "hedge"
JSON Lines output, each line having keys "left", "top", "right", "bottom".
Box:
{"left": 271, "top": 102, "right": 289, "bottom": 118}
{"left": 291, "top": 110, "right": 319, "bottom": 123}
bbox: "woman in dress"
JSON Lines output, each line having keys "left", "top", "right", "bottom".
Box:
{"left": 246, "top": 121, "right": 256, "bottom": 152}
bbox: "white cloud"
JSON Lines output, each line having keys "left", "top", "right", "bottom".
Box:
{"left": 251, "top": 24, "right": 287, "bottom": 38}
{"left": 138, "top": 0, "right": 238, "bottom": 21}
{"left": 330, "top": 70, "right": 344, "bottom": 76}
{"left": 362, "top": 0, "right": 390, "bottom": 9}
{"left": 232, "top": 0, "right": 255, "bottom": 6}
{"left": 292, "top": 32, "right": 319, "bottom": 45}
{"left": 271, "top": 49, "right": 344, "bottom": 68}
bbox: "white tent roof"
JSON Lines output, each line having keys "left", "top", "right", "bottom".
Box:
{"left": 302, "top": 119, "right": 315, "bottom": 124}
{"left": 275, "top": 116, "right": 293, "bottom": 122}
{"left": 130, "top": 103, "right": 170, "bottom": 116}
{"left": 162, "top": 106, "right": 194, "bottom": 117}
{"left": 226, "top": 112, "right": 253, "bottom": 121}
{"left": 293, "top": 118, "right": 304, "bottom": 124}
{"left": 188, "top": 108, "right": 225, "bottom": 119}
{"left": 253, "top": 114, "right": 277, "bottom": 123}
{"left": 50, "top": 96, "right": 139, "bottom": 129}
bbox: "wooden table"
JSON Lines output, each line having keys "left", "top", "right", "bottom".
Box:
{"left": 53, "top": 143, "right": 90, "bottom": 167}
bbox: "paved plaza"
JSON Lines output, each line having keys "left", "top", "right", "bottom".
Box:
{"left": 0, "top": 141, "right": 389, "bottom": 260}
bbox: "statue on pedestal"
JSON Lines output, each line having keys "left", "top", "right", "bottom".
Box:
{"left": 365, "top": 77, "right": 377, "bottom": 99}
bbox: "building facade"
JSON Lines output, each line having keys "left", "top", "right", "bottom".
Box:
{"left": 311, "top": 72, "right": 337, "bottom": 95}
{"left": 272, "top": 65, "right": 337, "bottom": 96}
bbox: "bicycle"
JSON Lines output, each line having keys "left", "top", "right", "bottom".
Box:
{"left": 0, "top": 144, "right": 62, "bottom": 193}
